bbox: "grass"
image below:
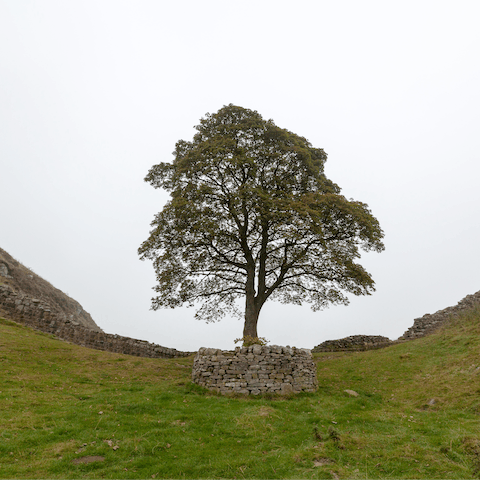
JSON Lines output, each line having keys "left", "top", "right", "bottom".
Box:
{"left": 1, "top": 307, "right": 480, "bottom": 479}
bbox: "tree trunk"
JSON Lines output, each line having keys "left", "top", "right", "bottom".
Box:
{"left": 243, "top": 294, "right": 260, "bottom": 338}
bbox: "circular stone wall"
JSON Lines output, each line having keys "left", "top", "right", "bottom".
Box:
{"left": 192, "top": 344, "right": 318, "bottom": 395}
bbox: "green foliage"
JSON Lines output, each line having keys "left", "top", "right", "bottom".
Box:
{"left": 233, "top": 335, "right": 269, "bottom": 347}
{"left": 139, "top": 105, "right": 384, "bottom": 336}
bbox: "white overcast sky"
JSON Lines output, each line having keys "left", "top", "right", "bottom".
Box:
{"left": 1, "top": 1, "right": 479, "bottom": 351}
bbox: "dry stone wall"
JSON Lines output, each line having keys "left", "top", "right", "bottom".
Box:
{"left": 399, "top": 290, "right": 480, "bottom": 340}
{"left": 192, "top": 345, "right": 318, "bottom": 395}
{"left": 312, "top": 335, "right": 392, "bottom": 353}
{"left": 0, "top": 247, "right": 102, "bottom": 332}
{"left": 312, "top": 290, "right": 480, "bottom": 353}
{"left": 0, "top": 284, "right": 191, "bottom": 359}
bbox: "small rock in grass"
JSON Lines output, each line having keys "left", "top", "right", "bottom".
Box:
{"left": 344, "top": 389, "right": 359, "bottom": 397}
{"left": 72, "top": 456, "right": 105, "bottom": 465}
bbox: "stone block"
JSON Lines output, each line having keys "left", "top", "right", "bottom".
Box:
{"left": 252, "top": 344, "right": 262, "bottom": 355}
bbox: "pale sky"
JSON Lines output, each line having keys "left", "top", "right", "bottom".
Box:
{"left": 1, "top": 1, "right": 479, "bottom": 351}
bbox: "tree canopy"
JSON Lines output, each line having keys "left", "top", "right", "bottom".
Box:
{"left": 139, "top": 105, "right": 384, "bottom": 338}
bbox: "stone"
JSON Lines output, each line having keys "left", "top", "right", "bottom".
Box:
{"left": 72, "top": 456, "right": 105, "bottom": 464}
{"left": 280, "top": 383, "right": 294, "bottom": 395}
{"left": 298, "top": 348, "right": 313, "bottom": 356}
{"left": 252, "top": 344, "right": 262, "bottom": 355}
{"left": 0, "top": 263, "right": 11, "bottom": 278}
{"left": 344, "top": 389, "right": 359, "bottom": 397}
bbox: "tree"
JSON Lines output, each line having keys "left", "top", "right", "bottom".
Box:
{"left": 139, "top": 105, "right": 384, "bottom": 339}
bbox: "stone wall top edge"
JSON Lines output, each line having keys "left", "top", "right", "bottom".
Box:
{"left": 197, "top": 345, "right": 312, "bottom": 356}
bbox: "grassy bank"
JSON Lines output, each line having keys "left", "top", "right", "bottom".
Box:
{"left": 1, "top": 307, "right": 480, "bottom": 479}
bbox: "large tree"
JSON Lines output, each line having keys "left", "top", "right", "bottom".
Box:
{"left": 139, "top": 105, "right": 384, "bottom": 339}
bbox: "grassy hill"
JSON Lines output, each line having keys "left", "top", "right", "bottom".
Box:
{"left": 1, "top": 306, "right": 480, "bottom": 479}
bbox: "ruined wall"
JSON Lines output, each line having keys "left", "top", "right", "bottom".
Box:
{"left": 399, "top": 290, "right": 480, "bottom": 340}
{"left": 312, "top": 290, "right": 480, "bottom": 353}
{"left": 312, "top": 335, "right": 392, "bottom": 353}
{"left": 192, "top": 345, "right": 318, "bottom": 395}
{"left": 0, "top": 247, "right": 103, "bottom": 332}
{"left": 0, "top": 284, "right": 191, "bottom": 359}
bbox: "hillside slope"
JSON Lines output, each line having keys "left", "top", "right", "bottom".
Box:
{"left": 1, "top": 304, "right": 480, "bottom": 478}
{"left": 0, "top": 247, "right": 102, "bottom": 332}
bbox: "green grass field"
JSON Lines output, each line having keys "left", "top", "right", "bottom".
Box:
{"left": 1, "top": 307, "right": 480, "bottom": 479}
